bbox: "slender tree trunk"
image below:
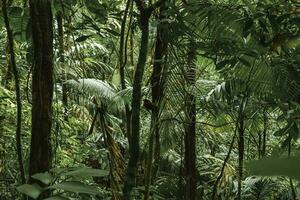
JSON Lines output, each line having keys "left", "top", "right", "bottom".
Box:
{"left": 119, "top": 0, "right": 132, "bottom": 141}
{"left": 28, "top": 0, "right": 54, "bottom": 199}
{"left": 143, "top": 118, "right": 156, "bottom": 200}
{"left": 237, "top": 100, "right": 246, "bottom": 200}
{"left": 212, "top": 133, "right": 236, "bottom": 200}
{"left": 258, "top": 132, "right": 262, "bottom": 159}
{"left": 262, "top": 110, "right": 267, "bottom": 157}
{"left": 122, "top": 7, "right": 151, "bottom": 200}
{"left": 288, "top": 140, "right": 297, "bottom": 200}
{"left": 184, "top": 41, "right": 197, "bottom": 200}
{"left": 56, "top": 11, "right": 68, "bottom": 121}
{"left": 2, "top": 0, "right": 26, "bottom": 186}
{"left": 151, "top": 3, "right": 168, "bottom": 178}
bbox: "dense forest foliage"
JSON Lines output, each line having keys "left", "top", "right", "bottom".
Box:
{"left": 0, "top": 0, "right": 300, "bottom": 199}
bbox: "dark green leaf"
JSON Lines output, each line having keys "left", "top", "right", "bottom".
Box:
{"left": 75, "top": 35, "right": 93, "bottom": 43}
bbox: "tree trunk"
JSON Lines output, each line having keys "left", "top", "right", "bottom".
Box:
{"left": 28, "top": 0, "right": 54, "bottom": 199}
{"left": 122, "top": 8, "right": 151, "bottom": 200}
{"left": 184, "top": 41, "right": 197, "bottom": 200}
{"left": 237, "top": 100, "right": 246, "bottom": 200}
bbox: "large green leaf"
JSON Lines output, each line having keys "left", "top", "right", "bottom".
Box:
{"left": 17, "top": 184, "right": 43, "bottom": 199}
{"left": 48, "top": 181, "right": 102, "bottom": 195}
{"left": 64, "top": 168, "right": 109, "bottom": 177}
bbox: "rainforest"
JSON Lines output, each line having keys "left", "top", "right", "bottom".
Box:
{"left": 0, "top": 0, "right": 300, "bottom": 199}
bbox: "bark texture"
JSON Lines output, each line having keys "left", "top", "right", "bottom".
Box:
{"left": 28, "top": 0, "right": 54, "bottom": 199}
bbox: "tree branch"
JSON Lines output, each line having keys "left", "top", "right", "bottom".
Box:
{"left": 134, "top": 0, "right": 167, "bottom": 13}
{"left": 147, "top": 0, "right": 167, "bottom": 13}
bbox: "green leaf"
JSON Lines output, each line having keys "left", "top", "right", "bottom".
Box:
{"left": 247, "top": 157, "right": 300, "bottom": 180}
{"left": 44, "top": 196, "right": 70, "bottom": 200}
{"left": 64, "top": 168, "right": 109, "bottom": 177}
{"left": 48, "top": 181, "right": 102, "bottom": 195}
{"left": 32, "top": 172, "right": 53, "bottom": 185}
{"left": 17, "top": 184, "right": 43, "bottom": 199}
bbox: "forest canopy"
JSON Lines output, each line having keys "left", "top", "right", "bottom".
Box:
{"left": 0, "top": 0, "right": 300, "bottom": 199}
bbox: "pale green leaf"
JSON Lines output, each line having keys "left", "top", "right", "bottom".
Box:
{"left": 17, "top": 184, "right": 43, "bottom": 199}
{"left": 64, "top": 168, "right": 109, "bottom": 177}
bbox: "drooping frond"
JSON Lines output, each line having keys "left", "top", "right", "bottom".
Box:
{"left": 66, "top": 78, "right": 116, "bottom": 100}
{"left": 66, "top": 78, "right": 125, "bottom": 111}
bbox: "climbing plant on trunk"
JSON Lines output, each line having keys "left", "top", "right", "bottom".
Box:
{"left": 122, "top": 0, "right": 167, "bottom": 199}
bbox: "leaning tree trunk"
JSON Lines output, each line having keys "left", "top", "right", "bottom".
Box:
{"left": 56, "top": 10, "right": 68, "bottom": 121}
{"left": 28, "top": 0, "right": 54, "bottom": 199}
{"left": 2, "top": 0, "right": 26, "bottom": 186}
{"left": 151, "top": 2, "right": 168, "bottom": 179}
{"left": 184, "top": 41, "right": 197, "bottom": 200}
